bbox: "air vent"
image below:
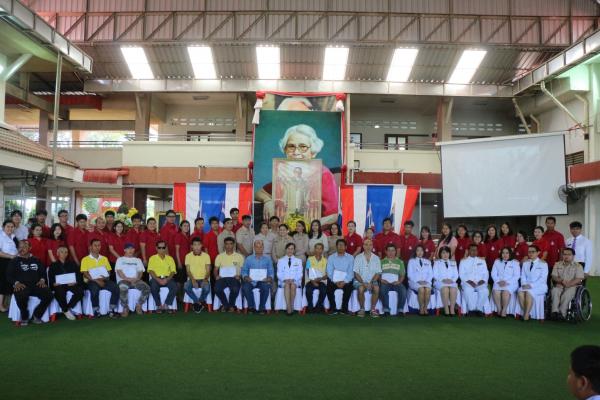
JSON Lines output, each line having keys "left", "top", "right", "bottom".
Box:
{"left": 192, "top": 95, "right": 210, "bottom": 101}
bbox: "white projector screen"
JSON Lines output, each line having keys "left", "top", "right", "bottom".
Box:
{"left": 439, "top": 133, "right": 567, "bottom": 218}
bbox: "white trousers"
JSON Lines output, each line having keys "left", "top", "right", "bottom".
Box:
{"left": 462, "top": 284, "right": 489, "bottom": 312}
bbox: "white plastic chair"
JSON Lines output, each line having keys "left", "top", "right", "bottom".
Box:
{"left": 116, "top": 288, "right": 143, "bottom": 313}
{"left": 514, "top": 293, "right": 546, "bottom": 320}
{"left": 8, "top": 295, "right": 51, "bottom": 324}
{"left": 183, "top": 286, "right": 213, "bottom": 312}
{"left": 489, "top": 290, "right": 518, "bottom": 316}
{"left": 213, "top": 287, "right": 243, "bottom": 310}
{"left": 242, "top": 287, "right": 272, "bottom": 313}
{"left": 350, "top": 289, "right": 383, "bottom": 313}
{"left": 82, "top": 289, "right": 113, "bottom": 316}
{"left": 145, "top": 287, "right": 178, "bottom": 312}
{"left": 406, "top": 287, "right": 438, "bottom": 313}
{"left": 301, "top": 287, "right": 331, "bottom": 311}
{"left": 49, "top": 291, "right": 83, "bottom": 320}
{"left": 274, "top": 286, "right": 303, "bottom": 311}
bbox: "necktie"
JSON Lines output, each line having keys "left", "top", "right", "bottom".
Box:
{"left": 444, "top": 261, "right": 448, "bottom": 269}
{"left": 572, "top": 237, "right": 577, "bottom": 250}
{"left": 288, "top": 257, "right": 291, "bottom": 267}
{"left": 419, "top": 259, "right": 423, "bottom": 267}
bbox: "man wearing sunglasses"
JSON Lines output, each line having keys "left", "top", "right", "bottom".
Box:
{"left": 148, "top": 240, "right": 177, "bottom": 313}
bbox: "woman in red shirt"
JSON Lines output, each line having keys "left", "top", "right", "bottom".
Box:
{"left": 499, "top": 222, "right": 516, "bottom": 249}
{"left": 419, "top": 226, "right": 436, "bottom": 261}
{"left": 191, "top": 217, "right": 204, "bottom": 243}
{"left": 47, "top": 223, "right": 65, "bottom": 265}
{"left": 514, "top": 230, "right": 529, "bottom": 263}
{"left": 484, "top": 225, "right": 503, "bottom": 270}
{"left": 108, "top": 221, "right": 127, "bottom": 266}
{"left": 454, "top": 224, "right": 470, "bottom": 263}
{"left": 174, "top": 220, "right": 191, "bottom": 285}
{"left": 140, "top": 217, "right": 161, "bottom": 267}
{"left": 28, "top": 223, "right": 48, "bottom": 267}
{"left": 532, "top": 226, "right": 549, "bottom": 261}
{"left": 471, "top": 231, "right": 487, "bottom": 260}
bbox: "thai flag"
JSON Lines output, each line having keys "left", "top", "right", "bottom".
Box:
{"left": 340, "top": 184, "right": 420, "bottom": 236}
{"left": 172, "top": 182, "right": 253, "bottom": 233}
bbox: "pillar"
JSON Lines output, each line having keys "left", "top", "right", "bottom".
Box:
{"left": 235, "top": 93, "right": 247, "bottom": 141}
{"left": 35, "top": 187, "right": 48, "bottom": 212}
{"left": 436, "top": 97, "right": 453, "bottom": 142}
{"left": 122, "top": 187, "right": 135, "bottom": 210}
{"left": 0, "top": 53, "right": 6, "bottom": 123}
{"left": 134, "top": 188, "right": 148, "bottom": 218}
{"left": 135, "top": 93, "right": 151, "bottom": 141}
{"left": 39, "top": 110, "right": 49, "bottom": 146}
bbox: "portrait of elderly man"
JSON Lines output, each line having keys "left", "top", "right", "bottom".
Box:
{"left": 255, "top": 124, "right": 339, "bottom": 226}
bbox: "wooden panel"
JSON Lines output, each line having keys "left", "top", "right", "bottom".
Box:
{"left": 353, "top": 172, "right": 442, "bottom": 188}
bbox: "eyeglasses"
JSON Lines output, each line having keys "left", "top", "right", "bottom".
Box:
{"left": 166, "top": 215, "right": 175, "bottom": 218}
{"left": 157, "top": 246, "right": 166, "bottom": 250}
{"left": 285, "top": 144, "right": 310, "bottom": 153}
{"left": 527, "top": 250, "right": 537, "bottom": 253}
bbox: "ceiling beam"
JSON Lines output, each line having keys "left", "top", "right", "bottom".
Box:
{"left": 5, "top": 82, "right": 69, "bottom": 119}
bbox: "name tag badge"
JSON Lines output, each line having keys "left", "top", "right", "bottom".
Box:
{"left": 551, "top": 241, "right": 555, "bottom": 246}
{"left": 409, "top": 246, "right": 413, "bottom": 250}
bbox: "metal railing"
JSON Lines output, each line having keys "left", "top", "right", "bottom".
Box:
{"left": 353, "top": 142, "right": 437, "bottom": 151}
{"left": 49, "top": 132, "right": 254, "bottom": 148}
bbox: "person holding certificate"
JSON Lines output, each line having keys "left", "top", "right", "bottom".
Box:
{"left": 184, "top": 238, "right": 212, "bottom": 313}
{"left": 432, "top": 246, "right": 459, "bottom": 317}
{"left": 147, "top": 240, "right": 178, "bottom": 314}
{"left": 48, "top": 245, "right": 83, "bottom": 320}
{"left": 81, "top": 239, "right": 119, "bottom": 318}
{"left": 353, "top": 239, "right": 382, "bottom": 318}
{"left": 276, "top": 242, "right": 303, "bottom": 316}
{"left": 305, "top": 242, "right": 328, "bottom": 313}
{"left": 7, "top": 240, "right": 53, "bottom": 326}
{"left": 214, "top": 237, "right": 244, "bottom": 312}
{"left": 115, "top": 243, "right": 151, "bottom": 317}
{"left": 241, "top": 240, "right": 274, "bottom": 314}
{"left": 407, "top": 245, "right": 433, "bottom": 316}
{"left": 325, "top": 239, "right": 354, "bottom": 315}
{"left": 378, "top": 244, "right": 406, "bottom": 317}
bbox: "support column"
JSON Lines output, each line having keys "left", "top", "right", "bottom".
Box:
{"left": 0, "top": 181, "right": 4, "bottom": 222}
{"left": 122, "top": 187, "right": 135, "bottom": 210}
{"left": 0, "top": 54, "right": 6, "bottom": 123}
{"left": 39, "top": 111, "right": 50, "bottom": 146}
{"left": 135, "top": 93, "right": 151, "bottom": 141}
{"left": 436, "top": 97, "right": 453, "bottom": 142}
{"left": 134, "top": 188, "right": 148, "bottom": 218}
{"left": 235, "top": 93, "right": 248, "bottom": 141}
{"left": 35, "top": 188, "right": 48, "bottom": 212}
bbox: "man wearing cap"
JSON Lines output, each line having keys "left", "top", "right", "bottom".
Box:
{"left": 115, "top": 243, "right": 150, "bottom": 317}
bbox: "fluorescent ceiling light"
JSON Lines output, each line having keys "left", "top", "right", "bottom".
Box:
{"left": 187, "top": 46, "right": 217, "bottom": 79}
{"left": 323, "top": 46, "right": 349, "bottom": 81}
{"left": 120, "top": 46, "right": 154, "bottom": 79}
{"left": 386, "top": 48, "right": 419, "bottom": 82}
{"left": 447, "top": 50, "right": 487, "bottom": 84}
{"left": 256, "top": 46, "right": 280, "bottom": 79}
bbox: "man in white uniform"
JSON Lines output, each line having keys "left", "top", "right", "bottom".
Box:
{"left": 566, "top": 221, "right": 594, "bottom": 278}
{"left": 459, "top": 244, "right": 489, "bottom": 316}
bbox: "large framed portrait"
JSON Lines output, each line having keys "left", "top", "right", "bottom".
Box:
{"left": 273, "top": 159, "right": 322, "bottom": 224}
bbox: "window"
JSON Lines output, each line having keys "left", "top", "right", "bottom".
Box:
{"left": 385, "top": 134, "right": 408, "bottom": 150}
{"left": 350, "top": 133, "right": 362, "bottom": 148}
{"left": 187, "top": 132, "right": 211, "bottom": 142}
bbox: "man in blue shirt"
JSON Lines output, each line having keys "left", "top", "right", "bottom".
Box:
{"left": 326, "top": 239, "right": 354, "bottom": 315}
{"left": 241, "top": 240, "right": 274, "bottom": 314}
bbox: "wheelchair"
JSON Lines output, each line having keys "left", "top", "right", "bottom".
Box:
{"left": 546, "top": 284, "right": 592, "bottom": 323}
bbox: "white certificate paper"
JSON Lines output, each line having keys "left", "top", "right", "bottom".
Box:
{"left": 309, "top": 268, "right": 323, "bottom": 280}
{"left": 332, "top": 269, "right": 346, "bottom": 283}
{"left": 121, "top": 266, "right": 138, "bottom": 279}
{"left": 249, "top": 269, "right": 267, "bottom": 281}
{"left": 55, "top": 273, "right": 76, "bottom": 285}
{"left": 88, "top": 267, "right": 109, "bottom": 280}
{"left": 220, "top": 266, "right": 236, "bottom": 278}
{"left": 381, "top": 273, "right": 398, "bottom": 283}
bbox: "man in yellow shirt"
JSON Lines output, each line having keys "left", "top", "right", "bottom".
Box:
{"left": 214, "top": 237, "right": 244, "bottom": 312}
{"left": 81, "top": 238, "right": 119, "bottom": 318}
{"left": 184, "top": 237, "right": 211, "bottom": 313}
{"left": 148, "top": 240, "right": 177, "bottom": 313}
{"left": 305, "top": 242, "right": 328, "bottom": 313}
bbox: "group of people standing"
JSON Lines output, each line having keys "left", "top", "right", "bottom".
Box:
{"left": 0, "top": 206, "right": 593, "bottom": 324}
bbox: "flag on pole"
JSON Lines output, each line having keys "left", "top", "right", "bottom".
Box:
{"left": 172, "top": 182, "right": 253, "bottom": 233}
{"left": 340, "top": 185, "right": 419, "bottom": 236}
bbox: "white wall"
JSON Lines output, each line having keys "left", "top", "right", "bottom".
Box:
{"left": 538, "top": 98, "right": 587, "bottom": 155}
{"left": 158, "top": 103, "right": 236, "bottom": 139}
{"left": 353, "top": 148, "right": 440, "bottom": 173}
{"left": 57, "top": 148, "right": 122, "bottom": 169}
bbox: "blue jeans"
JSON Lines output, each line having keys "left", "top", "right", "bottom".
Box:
{"left": 215, "top": 277, "right": 241, "bottom": 309}
{"left": 241, "top": 281, "right": 271, "bottom": 311}
{"left": 379, "top": 283, "right": 407, "bottom": 313}
{"left": 184, "top": 280, "right": 210, "bottom": 303}
{"left": 149, "top": 278, "right": 177, "bottom": 307}
{"left": 87, "top": 280, "right": 119, "bottom": 310}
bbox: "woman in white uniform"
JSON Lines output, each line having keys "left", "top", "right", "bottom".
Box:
{"left": 407, "top": 245, "right": 433, "bottom": 316}
{"left": 517, "top": 245, "right": 548, "bottom": 321}
{"left": 277, "top": 242, "right": 303, "bottom": 316}
{"left": 491, "top": 247, "right": 520, "bottom": 318}
{"left": 432, "top": 246, "right": 458, "bottom": 317}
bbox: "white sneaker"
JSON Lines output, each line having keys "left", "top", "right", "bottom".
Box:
{"left": 64, "top": 310, "right": 76, "bottom": 321}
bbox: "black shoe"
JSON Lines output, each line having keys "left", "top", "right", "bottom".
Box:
{"left": 306, "top": 307, "right": 313, "bottom": 314}
{"left": 108, "top": 311, "right": 117, "bottom": 319}
{"left": 192, "top": 303, "right": 202, "bottom": 313}
{"left": 330, "top": 310, "right": 339, "bottom": 315}
{"left": 93, "top": 310, "right": 101, "bottom": 318}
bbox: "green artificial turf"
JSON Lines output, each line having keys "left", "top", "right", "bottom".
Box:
{"left": 1, "top": 279, "right": 598, "bottom": 400}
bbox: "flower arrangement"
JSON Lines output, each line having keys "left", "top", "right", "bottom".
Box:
{"left": 284, "top": 212, "right": 307, "bottom": 231}
{"left": 108, "top": 204, "right": 139, "bottom": 228}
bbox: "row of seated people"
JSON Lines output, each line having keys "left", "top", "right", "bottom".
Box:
{"left": 4, "top": 232, "right": 584, "bottom": 325}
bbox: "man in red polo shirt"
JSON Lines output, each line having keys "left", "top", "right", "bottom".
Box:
{"left": 543, "top": 216, "right": 565, "bottom": 269}
{"left": 58, "top": 209, "right": 74, "bottom": 241}
{"left": 345, "top": 220, "right": 363, "bottom": 257}
{"left": 68, "top": 214, "right": 89, "bottom": 266}
{"left": 87, "top": 217, "right": 110, "bottom": 258}
{"left": 373, "top": 218, "right": 402, "bottom": 258}
{"left": 204, "top": 216, "right": 220, "bottom": 265}
{"left": 103, "top": 210, "right": 116, "bottom": 233}
{"left": 230, "top": 208, "right": 242, "bottom": 233}
{"left": 34, "top": 209, "right": 51, "bottom": 238}
{"left": 191, "top": 217, "right": 205, "bottom": 243}
{"left": 400, "top": 220, "right": 419, "bottom": 264}
{"left": 160, "top": 209, "right": 179, "bottom": 257}
{"left": 125, "top": 213, "right": 143, "bottom": 256}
